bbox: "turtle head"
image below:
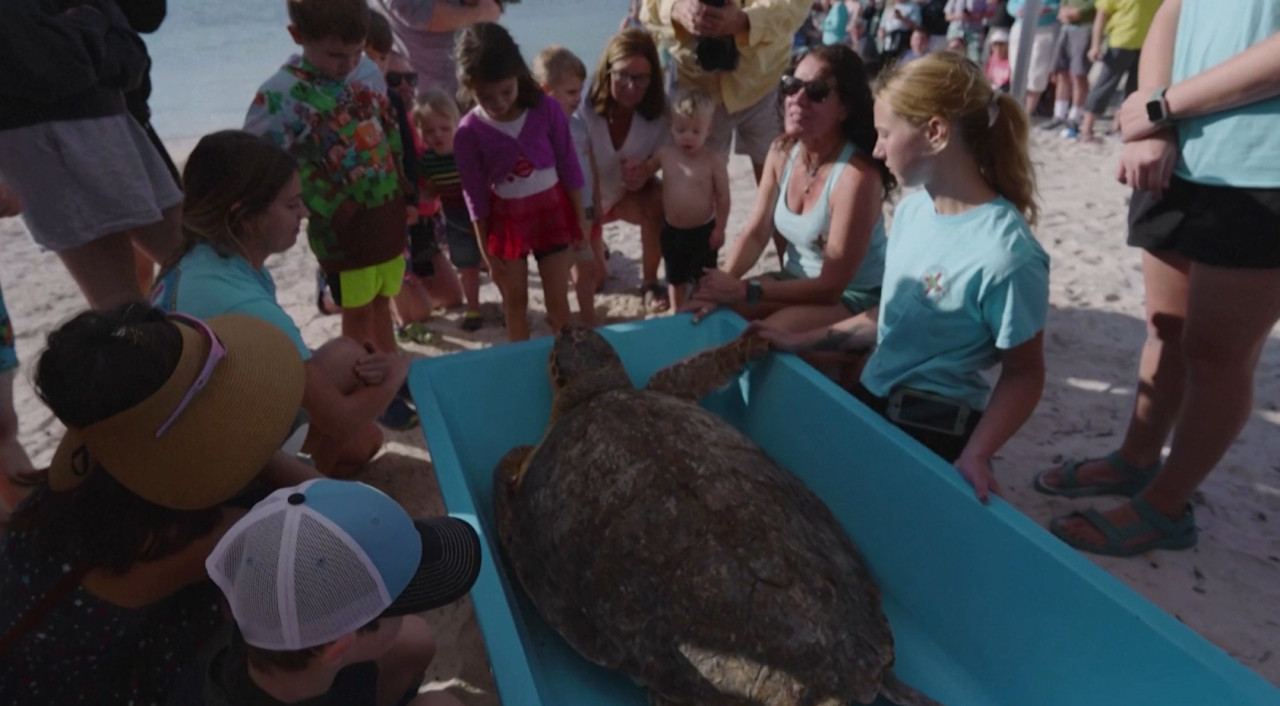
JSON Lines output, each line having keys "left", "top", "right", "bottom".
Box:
{"left": 549, "top": 326, "right": 630, "bottom": 420}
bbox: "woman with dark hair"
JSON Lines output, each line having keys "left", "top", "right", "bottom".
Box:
{"left": 579, "top": 28, "right": 671, "bottom": 313}
{"left": 687, "top": 44, "right": 893, "bottom": 332}
{"left": 153, "top": 130, "right": 411, "bottom": 473}
{"left": 0, "top": 303, "right": 306, "bottom": 702}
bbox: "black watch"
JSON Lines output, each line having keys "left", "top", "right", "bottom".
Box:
{"left": 1146, "top": 87, "right": 1172, "bottom": 126}
{"left": 745, "top": 278, "right": 763, "bottom": 306}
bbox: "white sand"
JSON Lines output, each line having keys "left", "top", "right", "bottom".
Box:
{"left": 2, "top": 131, "right": 1277, "bottom": 702}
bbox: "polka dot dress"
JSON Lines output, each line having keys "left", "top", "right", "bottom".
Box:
{"left": 0, "top": 527, "right": 225, "bottom": 704}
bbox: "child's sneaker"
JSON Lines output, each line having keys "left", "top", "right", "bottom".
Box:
{"left": 460, "top": 310, "right": 484, "bottom": 332}
{"left": 1060, "top": 122, "right": 1080, "bottom": 140}
{"left": 1038, "top": 117, "right": 1069, "bottom": 132}
{"left": 378, "top": 397, "right": 418, "bottom": 431}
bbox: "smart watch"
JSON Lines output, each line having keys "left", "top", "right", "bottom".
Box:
{"left": 1146, "top": 86, "right": 1172, "bottom": 126}
{"left": 745, "top": 278, "right": 763, "bottom": 306}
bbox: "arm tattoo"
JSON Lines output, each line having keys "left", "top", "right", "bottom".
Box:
{"left": 813, "top": 328, "right": 856, "bottom": 352}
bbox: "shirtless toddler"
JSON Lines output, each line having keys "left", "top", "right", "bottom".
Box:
{"left": 646, "top": 89, "right": 730, "bottom": 310}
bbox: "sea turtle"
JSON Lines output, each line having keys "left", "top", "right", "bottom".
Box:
{"left": 494, "top": 326, "right": 941, "bottom": 706}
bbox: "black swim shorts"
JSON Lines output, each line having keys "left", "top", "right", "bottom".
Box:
{"left": 660, "top": 219, "right": 718, "bottom": 286}
{"left": 1128, "top": 175, "right": 1280, "bottom": 268}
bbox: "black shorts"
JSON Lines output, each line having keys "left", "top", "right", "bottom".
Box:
{"left": 1127, "top": 175, "right": 1280, "bottom": 268}
{"left": 660, "top": 219, "right": 718, "bottom": 286}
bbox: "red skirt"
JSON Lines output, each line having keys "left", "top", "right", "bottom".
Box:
{"left": 488, "top": 184, "right": 579, "bottom": 260}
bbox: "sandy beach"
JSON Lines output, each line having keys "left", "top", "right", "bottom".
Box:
{"left": 2, "top": 130, "right": 1277, "bottom": 702}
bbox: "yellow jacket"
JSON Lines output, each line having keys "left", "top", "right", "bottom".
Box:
{"left": 642, "top": 0, "right": 811, "bottom": 114}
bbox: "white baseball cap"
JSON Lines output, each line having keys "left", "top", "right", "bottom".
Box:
{"left": 207, "top": 479, "right": 482, "bottom": 650}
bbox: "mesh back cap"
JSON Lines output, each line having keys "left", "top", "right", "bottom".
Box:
{"left": 207, "top": 479, "right": 482, "bottom": 650}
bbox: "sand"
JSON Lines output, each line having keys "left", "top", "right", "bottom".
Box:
{"left": 1, "top": 130, "right": 1277, "bottom": 702}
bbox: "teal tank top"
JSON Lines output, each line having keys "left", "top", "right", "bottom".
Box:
{"left": 774, "top": 141, "right": 887, "bottom": 293}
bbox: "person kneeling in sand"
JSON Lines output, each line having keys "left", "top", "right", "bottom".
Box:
{"left": 153, "top": 131, "right": 412, "bottom": 476}
{"left": 642, "top": 89, "right": 729, "bottom": 310}
{"left": 204, "top": 478, "right": 480, "bottom": 706}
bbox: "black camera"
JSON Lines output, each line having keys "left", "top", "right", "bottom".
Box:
{"left": 694, "top": 0, "right": 739, "bottom": 73}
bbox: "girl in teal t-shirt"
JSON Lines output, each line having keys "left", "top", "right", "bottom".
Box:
{"left": 753, "top": 52, "right": 1049, "bottom": 503}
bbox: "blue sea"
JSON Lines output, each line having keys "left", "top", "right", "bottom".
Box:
{"left": 146, "top": 0, "right": 630, "bottom": 141}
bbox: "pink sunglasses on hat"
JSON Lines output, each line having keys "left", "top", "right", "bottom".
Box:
{"left": 154, "top": 313, "right": 226, "bottom": 438}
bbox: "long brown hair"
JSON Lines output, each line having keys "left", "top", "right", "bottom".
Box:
{"left": 876, "top": 52, "right": 1038, "bottom": 225}
{"left": 454, "top": 22, "right": 543, "bottom": 112}
{"left": 587, "top": 28, "right": 666, "bottom": 121}
{"left": 166, "top": 130, "right": 298, "bottom": 270}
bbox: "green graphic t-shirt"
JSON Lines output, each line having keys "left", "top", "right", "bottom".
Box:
{"left": 245, "top": 55, "right": 407, "bottom": 273}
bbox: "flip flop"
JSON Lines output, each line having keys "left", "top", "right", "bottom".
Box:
{"left": 1033, "top": 452, "right": 1161, "bottom": 498}
{"left": 1050, "top": 498, "right": 1197, "bottom": 557}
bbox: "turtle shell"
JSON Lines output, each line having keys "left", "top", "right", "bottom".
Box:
{"left": 495, "top": 386, "right": 898, "bottom": 705}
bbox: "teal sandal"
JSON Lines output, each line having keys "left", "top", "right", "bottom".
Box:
{"left": 1050, "top": 498, "right": 1197, "bottom": 557}
{"left": 1033, "top": 452, "right": 1161, "bottom": 498}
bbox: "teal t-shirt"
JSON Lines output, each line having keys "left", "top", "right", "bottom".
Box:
{"left": 1172, "top": 0, "right": 1280, "bottom": 188}
{"left": 1008, "top": 0, "right": 1062, "bottom": 28}
{"left": 822, "top": 3, "right": 851, "bottom": 45}
{"left": 151, "top": 243, "right": 312, "bottom": 361}
{"left": 860, "top": 192, "right": 1049, "bottom": 410}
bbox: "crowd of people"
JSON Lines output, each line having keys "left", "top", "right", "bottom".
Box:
{"left": 0, "top": 0, "right": 1278, "bottom": 702}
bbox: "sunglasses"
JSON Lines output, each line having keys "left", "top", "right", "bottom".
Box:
{"left": 386, "top": 71, "right": 418, "bottom": 88}
{"left": 155, "top": 313, "right": 226, "bottom": 438}
{"left": 779, "top": 75, "right": 833, "bottom": 104}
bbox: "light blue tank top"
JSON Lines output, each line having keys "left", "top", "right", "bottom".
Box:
{"left": 1173, "top": 0, "right": 1280, "bottom": 187}
{"left": 774, "top": 142, "right": 887, "bottom": 293}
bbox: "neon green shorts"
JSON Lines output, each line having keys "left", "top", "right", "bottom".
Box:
{"left": 327, "top": 256, "right": 405, "bottom": 309}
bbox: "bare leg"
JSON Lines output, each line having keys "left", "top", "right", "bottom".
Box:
{"left": 668, "top": 282, "right": 686, "bottom": 312}
{"left": 613, "top": 181, "right": 666, "bottom": 304}
{"left": 572, "top": 258, "right": 601, "bottom": 327}
{"left": 375, "top": 615, "right": 437, "bottom": 706}
{"left": 370, "top": 295, "right": 397, "bottom": 354}
{"left": 459, "top": 266, "right": 482, "bottom": 313}
{"left": 1054, "top": 263, "right": 1280, "bottom": 548}
{"left": 392, "top": 273, "right": 434, "bottom": 327}
{"left": 128, "top": 203, "right": 184, "bottom": 268}
{"left": 422, "top": 251, "right": 463, "bottom": 309}
{"left": 302, "top": 338, "right": 388, "bottom": 477}
{"left": 0, "top": 370, "right": 32, "bottom": 510}
{"left": 1040, "top": 250, "right": 1190, "bottom": 489}
{"left": 492, "top": 256, "right": 530, "bottom": 341}
{"left": 536, "top": 250, "right": 574, "bottom": 333}
{"left": 57, "top": 231, "right": 146, "bottom": 309}
{"left": 1070, "top": 75, "right": 1089, "bottom": 112}
{"left": 133, "top": 242, "right": 156, "bottom": 294}
{"left": 341, "top": 302, "right": 375, "bottom": 348}
{"left": 1024, "top": 91, "right": 1042, "bottom": 117}
{"left": 1079, "top": 111, "right": 1099, "bottom": 139}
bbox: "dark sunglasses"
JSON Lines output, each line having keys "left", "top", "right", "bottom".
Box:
{"left": 779, "top": 75, "right": 832, "bottom": 104}
{"left": 386, "top": 71, "right": 418, "bottom": 88}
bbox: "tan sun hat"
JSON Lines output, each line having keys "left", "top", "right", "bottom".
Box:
{"left": 48, "top": 313, "right": 306, "bottom": 510}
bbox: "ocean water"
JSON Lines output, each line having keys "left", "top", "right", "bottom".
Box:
{"left": 146, "top": 0, "right": 630, "bottom": 141}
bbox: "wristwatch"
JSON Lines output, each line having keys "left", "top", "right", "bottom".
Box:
{"left": 745, "top": 278, "right": 763, "bottom": 306}
{"left": 1146, "top": 87, "right": 1173, "bottom": 126}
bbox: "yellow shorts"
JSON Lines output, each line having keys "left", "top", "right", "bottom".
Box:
{"left": 328, "top": 256, "right": 405, "bottom": 309}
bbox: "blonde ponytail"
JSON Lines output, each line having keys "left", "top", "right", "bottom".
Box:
{"left": 876, "top": 52, "right": 1039, "bottom": 226}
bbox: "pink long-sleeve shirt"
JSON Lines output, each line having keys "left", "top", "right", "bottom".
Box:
{"left": 454, "top": 92, "right": 584, "bottom": 222}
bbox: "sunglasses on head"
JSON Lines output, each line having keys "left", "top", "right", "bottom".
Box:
{"left": 779, "top": 75, "right": 832, "bottom": 104}
{"left": 386, "top": 71, "right": 418, "bottom": 88}
{"left": 155, "top": 313, "right": 226, "bottom": 439}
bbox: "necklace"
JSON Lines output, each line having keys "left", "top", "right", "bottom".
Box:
{"left": 799, "top": 141, "right": 843, "bottom": 196}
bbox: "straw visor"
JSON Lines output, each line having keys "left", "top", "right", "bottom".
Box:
{"left": 48, "top": 313, "right": 306, "bottom": 510}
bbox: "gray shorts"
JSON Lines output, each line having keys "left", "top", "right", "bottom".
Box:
{"left": 0, "top": 114, "right": 183, "bottom": 252}
{"left": 702, "top": 87, "right": 782, "bottom": 169}
{"left": 1053, "top": 24, "right": 1093, "bottom": 77}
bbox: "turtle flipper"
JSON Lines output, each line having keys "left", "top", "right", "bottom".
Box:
{"left": 645, "top": 332, "right": 770, "bottom": 402}
{"left": 880, "top": 668, "right": 945, "bottom": 706}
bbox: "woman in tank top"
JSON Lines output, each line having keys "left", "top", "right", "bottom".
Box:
{"left": 686, "top": 44, "right": 893, "bottom": 334}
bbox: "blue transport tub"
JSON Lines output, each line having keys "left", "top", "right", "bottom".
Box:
{"left": 409, "top": 312, "right": 1279, "bottom": 706}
